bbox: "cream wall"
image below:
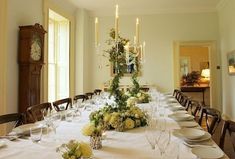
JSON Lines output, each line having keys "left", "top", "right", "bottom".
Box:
{"left": 75, "top": 9, "right": 92, "bottom": 94}
{"left": 89, "top": 13, "right": 220, "bottom": 92}
{"left": 7, "top": 0, "right": 43, "bottom": 113}
{"left": 218, "top": 0, "right": 235, "bottom": 120}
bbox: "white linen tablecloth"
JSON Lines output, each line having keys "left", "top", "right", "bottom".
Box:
{"left": 0, "top": 102, "right": 228, "bottom": 159}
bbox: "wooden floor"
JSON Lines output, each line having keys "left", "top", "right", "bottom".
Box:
{"left": 200, "top": 118, "right": 235, "bottom": 159}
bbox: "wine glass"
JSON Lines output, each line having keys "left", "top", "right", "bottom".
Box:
{"left": 51, "top": 113, "right": 61, "bottom": 136}
{"left": 157, "top": 130, "right": 171, "bottom": 158}
{"left": 145, "top": 126, "right": 157, "bottom": 150}
{"left": 41, "top": 109, "right": 52, "bottom": 134}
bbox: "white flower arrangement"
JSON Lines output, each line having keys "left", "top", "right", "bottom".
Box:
{"left": 56, "top": 140, "right": 93, "bottom": 159}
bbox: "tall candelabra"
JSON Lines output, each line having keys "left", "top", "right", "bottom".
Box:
{"left": 95, "top": 5, "right": 146, "bottom": 70}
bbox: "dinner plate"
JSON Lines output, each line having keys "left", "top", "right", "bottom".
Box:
{"left": 172, "top": 110, "right": 188, "bottom": 114}
{"left": 12, "top": 123, "right": 44, "bottom": 135}
{"left": 178, "top": 121, "right": 198, "bottom": 128}
{"left": 192, "top": 147, "right": 224, "bottom": 159}
{"left": 169, "top": 113, "right": 193, "bottom": 121}
{"left": 169, "top": 106, "right": 186, "bottom": 111}
{"left": 186, "top": 132, "right": 211, "bottom": 142}
{"left": 173, "top": 130, "right": 211, "bottom": 142}
{"left": 174, "top": 128, "right": 205, "bottom": 140}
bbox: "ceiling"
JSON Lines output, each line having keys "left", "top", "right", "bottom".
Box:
{"left": 68, "top": 0, "right": 222, "bottom": 16}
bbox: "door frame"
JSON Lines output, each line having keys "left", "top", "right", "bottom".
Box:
{"left": 0, "top": 0, "right": 7, "bottom": 135}
{"left": 173, "top": 41, "right": 221, "bottom": 109}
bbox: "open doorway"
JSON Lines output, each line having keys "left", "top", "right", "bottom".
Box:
{"left": 179, "top": 46, "right": 210, "bottom": 105}
{"left": 173, "top": 41, "right": 222, "bottom": 109}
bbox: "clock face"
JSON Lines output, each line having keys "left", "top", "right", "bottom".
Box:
{"left": 30, "top": 35, "right": 41, "bottom": 61}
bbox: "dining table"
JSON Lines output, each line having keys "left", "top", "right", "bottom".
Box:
{"left": 0, "top": 93, "right": 229, "bottom": 159}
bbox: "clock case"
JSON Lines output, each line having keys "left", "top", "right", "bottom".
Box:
{"left": 18, "top": 23, "right": 46, "bottom": 113}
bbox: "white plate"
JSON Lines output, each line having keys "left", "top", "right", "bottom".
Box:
{"left": 192, "top": 147, "right": 224, "bottom": 159}
{"left": 169, "top": 113, "right": 193, "bottom": 121}
{"left": 178, "top": 121, "right": 198, "bottom": 128}
{"left": 12, "top": 123, "right": 43, "bottom": 135}
{"left": 0, "top": 141, "right": 6, "bottom": 148}
{"left": 173, "top": 110, "right": 188, "bottom": 114}
{"left": 186, "top": 132, "right": 211, "bottom": 142}
{"left": 173, "top": 128, "right": 205, "bottom": 140}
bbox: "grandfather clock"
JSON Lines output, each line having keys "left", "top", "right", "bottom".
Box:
{"left": 18, "top": 23, "right": 46, "bottom": 113}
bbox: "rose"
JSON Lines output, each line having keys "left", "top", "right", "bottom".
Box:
{"left": 124, "top": 118, "right": 135, "bottom": 129}
{"left": 80, "top": 142, "right": 93, "bottom": 157}
{"left": 82, "top": 123, "right": 95, "bottom": 136}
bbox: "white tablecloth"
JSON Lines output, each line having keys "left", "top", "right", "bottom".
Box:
{"left": 0, "top": 102, "right": 227, "bottom": 159}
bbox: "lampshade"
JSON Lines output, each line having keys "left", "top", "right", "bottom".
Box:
{"left": 201, "top": 69, "right": 210, "bottom": 78}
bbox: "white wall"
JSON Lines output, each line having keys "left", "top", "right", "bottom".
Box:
{"left": 218, "top": 0, "right": 235, "bottom": 120}
{"left": 89, "top": 13, "right": 220, "bottom": 92}
{"left": 7, "top": 0, "right": 43, "bottom": 113}
{"left": 75, "top": 8, "right": 92, "bottom": 94}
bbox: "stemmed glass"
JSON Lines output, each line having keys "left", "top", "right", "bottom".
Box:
{"left": 51, "top": 113, "right": 62, "bottom": 139}
{"left": 157, "top": 130, "right": 171, "bottom": 158}
{"left": 155, "top": 118, "right": 171, "bottom": 159}
{"left": 42, "top": 109, "right": 52, "bottom": 134}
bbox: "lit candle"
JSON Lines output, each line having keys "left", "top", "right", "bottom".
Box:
{"left": 95, "top": 17, "right": 99, "bottom": 46}
{"left": 134, "top": 36, "right": 136, "bottom": 45}
{"left": 143, "top": 41, "right": 146, "bottom": 60}
{"left": 140, "top": 44, "right": 143, "bottom": 60}
{"left": 115, "top": 4, "right": 119, "bottom": 42}
{"left": 125, "top": 42, "right": 130, "bottom": 64}
{"left": 136, "top": 18, "right": 139, "bottom": 44}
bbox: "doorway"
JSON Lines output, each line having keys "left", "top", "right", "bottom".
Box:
{"left": 173, "top": 41, "right": 222, "bottom": 109}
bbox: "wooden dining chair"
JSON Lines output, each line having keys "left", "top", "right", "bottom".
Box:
{"left": 189, "top": 100, "right": 201, "bottom": 119}
{"left": 85, "top": 92, "right": 94, "bottom": 99}
{"left": 27, "top": 102, "right": 52, "bottom": 122}
{"left": 53, "top": 98, "right": 72, "bottom": 111}
{"left": 219, "top": 120, "right": 235, "bottom": 151}
{"left": 198, "top": 107, "right": 221, "bottom": 135}
{"left": 139, "top": 87, "right": 149, "bottom": 92}
{"left": 173, "top": 89, "right": 180, "bottom": 97}
{"left": 74, "top": 94, "right": 88, "bottom": 103}
{"left": 94, "top": 89, "right": 102, "bottom": 95}
{"left": 0, "top": 113, "right": 25, "bottom": 127}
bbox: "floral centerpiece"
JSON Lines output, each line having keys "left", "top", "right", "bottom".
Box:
{"left": 56, "top": 140, "right": 93, "bottom": 159}
{"left": 89, "top": 104, "right": 147, "bottom": 132}
{"left": 82, "top": 122, "right": 103, "bottom": 149}
{"left": 83, "top": 29, "right": 148, "bottom": 134}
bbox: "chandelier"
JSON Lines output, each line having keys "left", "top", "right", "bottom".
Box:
{"left": 94, "top": 5, "right": 146, "bottom": 69}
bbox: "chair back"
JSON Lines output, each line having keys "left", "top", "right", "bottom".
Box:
{"left": 53, "top": 98, "right": 72, "bottom": 111}
{"left": 198, "top": 107, "right": 221, "bottom": 135}
{"left": 0, "top": 113, "right": 24, "bottom": 127}
{"left": 85, "top": 92, "right": 94, "bottom": 99}
{"left": 189, "top": 100, "right": 201, "bottom": 117}
{"left": 140, "top": 87, "right": 149, "bottom": 92}
{"left": 94, "top": 89, "right": 102, "bottom": 95}
{"left": 74, "top": 95, "right": 87, "bottom": 103}
{"left": 219, "top": 120, "right": 235, "bottom": 151}
{"left": 27, "top": 102, "right": 52, "bottom": 122}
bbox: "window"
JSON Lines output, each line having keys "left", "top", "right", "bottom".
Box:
{"left": 48, "top": 9, "right": 70, "bottom": 102}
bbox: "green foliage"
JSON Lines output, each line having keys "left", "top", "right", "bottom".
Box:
{"left": 106, "top": 29, "right": 129, "bottom": 108}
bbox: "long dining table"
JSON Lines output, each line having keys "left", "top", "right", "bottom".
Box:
{"left": 0, "top": 94, "right": 228, "bottom": 159}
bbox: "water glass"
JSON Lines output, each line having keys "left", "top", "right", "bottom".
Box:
{"left": 30, "top": 127, "right": 42, "bottom": 142}
{"left": 65, "top": 111, "right": 73, "bottom": 122}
